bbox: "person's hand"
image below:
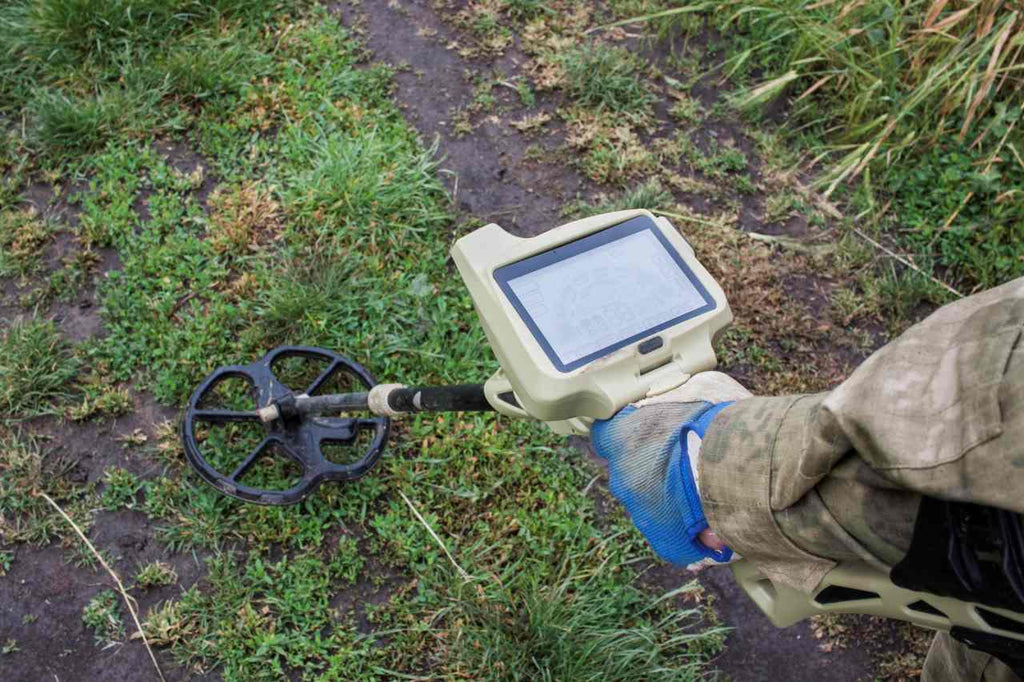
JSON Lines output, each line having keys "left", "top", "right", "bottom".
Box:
{"left": 591, "top": 372, "right": 752, "bottom": 570}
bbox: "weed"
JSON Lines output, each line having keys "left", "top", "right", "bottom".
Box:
{"left": 70, "top": 544, "right": 116, "bottom": 571}
{"left": 0, "top": 549, "right": 11, "bottom": 575}
{"left": 762, "top": 190, "right": 803, "bottom": 225}
{"left": 567, "top": 178, "right": 673, "bottom": 217}
{"left": 471, "top": 75, "right": 498, "bottom": 109}
{"left": 560, "top": 43, "right": 654, "bottom": 116}
{"left": 46, "top": 246, "right": 102, "bottom": 302}
{"left": 0, "top": 430, "right": 95, "bottom": 545}
{"left": 882, "top": 131, "right": 1024, "bottom": 290}
{"left": 856, "top": 265, "right": 948, "bottom": 337}
{"left": 68, "top": 380, "right": 133, "bottom": 421}
{"left": 144, "top": 550, "right": 370, "bottom": 679}
{"left": 443, "top": 549, "right": 721, "bottom": 680}
{"left": 455, "top": 1, "right": 514, "bottom": 55}
{"left": 207, "top": 182, "right": 281, "bottom": 256}
{"left": 502, "top": 0, "right": 551, "bottom": 20}
{"left": 0, "top": 318, "right": 79, "bottom": 419}
{"left": 672, "top": 133, "right": 749, "bottom": 181}
{"left": 830, "top": 286, "right": 876, "bottom": 326}
{"left": 100, "top": 469, "right": 143, "bottom": 511}
{"left": 135, "top": 561, "right": 178, "bottom": 589}
{"left": 0, "top": 208, "right": 51, "bottom": 278}
{"left": 634, "top": 1, "right": 1024, "bottom": 293}
{"left": 450, "top": 107, "right": 475, "bottom": 137}
{"left": 82, "top": 589, "right": 124, "bottom": 648}
{"left": 1, "top": 638, "right": 18, "bottom": 655}
{"left": 564, "top": 107, "right": 658, "bottom": 184}
{"left": 510, "top": 111, "right": 552, "bottom": 134}
{"left": 515, "top": 78, "right": 536, "bottom": 106}
{"left": 669, "top": 94, "right": 703, "bottom": 126}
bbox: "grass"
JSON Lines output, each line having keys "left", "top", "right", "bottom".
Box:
{"left": 560, "top": 43, "right": 655, "bottom": 117}
{"left": 100, "top": 469, "right": 143, "bottom": 511}
{"left": 135, "top": 561, "right": 178, "bottom": 589}
{"left": 0, "top": 318, "right": 79, "bottom": 419}
{"left": 567, "top": 178, "right": 674, "bottom": 217}
{"left": 442, "top": 549, "right": 722, "bottom": 680}
{"left": 0, "top": 4, "right": 728, "bottom": 678}
{"left": 0, "top": 208, "right": 52, "bottom": 278}
{"left": 82, "top": 589, "right": 124, "bottom": 648}
{"left": 0, "top": 0, "right": 283, "bottom": 159}
{"left": 0, "top": 430, "right": 97, "bottom": 545}
{"left": 631, "top": 0, "right": 1024, "bottom": 294}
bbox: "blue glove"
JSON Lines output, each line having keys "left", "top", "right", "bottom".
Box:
{"left": 591, "top": 372, "right": 749, "bottom": 567}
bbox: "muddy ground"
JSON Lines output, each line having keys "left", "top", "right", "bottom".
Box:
{"left": 0, "top": 1, "right": 931, "bottom": 680}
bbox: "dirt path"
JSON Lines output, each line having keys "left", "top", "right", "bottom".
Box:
{"left": 333, "top": 2, "right": 876, "bottom": 680}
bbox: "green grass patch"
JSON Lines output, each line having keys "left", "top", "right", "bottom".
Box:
{"left": 560, "top": 43, "right": 654, "bottom": 117}
{"left": 0, "top": 0, "right": 287, "bottom": 160}
{"left": 567, "top": 178, "right": 674, "bottom": 217}
{"left": 135, "top": 561, "right": 178, "bottom": 589}
{"left": 0, "top": 318, "right": 79, "bottom": 419}
{"left": 82, "top": 589, "right": 124, "bottom": 648}
{"left": 100, "top": 468, "right": 143, "bottom": 511}
{"left": 0, "top": 208, "right": 54, "bottom": 278}
{"left": 633, "top": 1, "right": 1024, "bottom": 294}
{"left": 441, "top": 552, "right": 720, "bottom": 680}
{"left": 0, "top": 429, "right": 96, "bottom": 549}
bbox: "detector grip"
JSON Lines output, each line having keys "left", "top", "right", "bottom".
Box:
{"left": 484, "top": 369, "right": 594, "bottom": 435}
{"left": 483, "top": 370, "right": 531, "bottom": 418}
{"left": 730, "top": 558, "right": 1024, "bottom": 643}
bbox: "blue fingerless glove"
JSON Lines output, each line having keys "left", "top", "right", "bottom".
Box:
{"left": 591, "top": 400, "right": 733, "bottom": 566}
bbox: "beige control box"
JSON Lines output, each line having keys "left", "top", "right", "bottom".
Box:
{"left": 451, "top": 209, "right": 732, "bottom": 434}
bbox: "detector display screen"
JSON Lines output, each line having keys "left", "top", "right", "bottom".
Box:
{"left": 494, "top": 216, "right": 715, "bottom": 373}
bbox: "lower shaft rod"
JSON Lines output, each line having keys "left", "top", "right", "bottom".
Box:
{"left": 257, "top": 384, "right": 493, "bottom": 422}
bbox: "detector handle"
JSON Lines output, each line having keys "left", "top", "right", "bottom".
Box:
{"left": 731, "top": 559, "right": 1024, "bottom": 643}
{"left": 483, "top": 369, "right": 594, "bottom": 435}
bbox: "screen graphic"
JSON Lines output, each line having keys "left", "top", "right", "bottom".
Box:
{"left": 495, "top": 218, "right": 714, "bottom": 372}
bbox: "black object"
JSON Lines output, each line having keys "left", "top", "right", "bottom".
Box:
{"left": 181, "top": 346, "right": 389, "bottom": 506}
{"left": 950, "top": 627, "right": 1024, "bottom": 677}
{"left": 892, "top": 497, "right": 1024, "bottom": 674}
{"left": 813, "top": 585, "right": 879, "bottom": 605}
{"left": 386, "top": 384, "right": 491, "bottom": 413}
{"left": 638, "top": 336, "right": 664, "bottom": 354}
{"left": 272, "top": 391, "right": 371, "bottom": 420}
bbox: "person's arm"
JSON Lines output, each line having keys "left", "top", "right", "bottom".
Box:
{"left": 699, "top": 276, "right": 1024, "bottom": 592}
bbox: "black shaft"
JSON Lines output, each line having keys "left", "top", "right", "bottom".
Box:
{"left": 294, "top": 392, "right": 370, "bottom": 413}
{"left": 274, "top": 384, "right": 494, "bottom": 420}
{"left": 386, "top": 384, "right": 493, "bottom": 413}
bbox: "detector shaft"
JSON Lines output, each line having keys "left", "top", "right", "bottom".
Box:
{"left": 257, "top": 383, "right": 494, "bottom": 423}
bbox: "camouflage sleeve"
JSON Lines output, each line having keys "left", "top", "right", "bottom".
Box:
{"left": 698, "top": 277, "right": 1024, "bottom": 592}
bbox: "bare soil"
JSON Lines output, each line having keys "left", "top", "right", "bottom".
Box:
{"left": 0, "top": 402, "right": 199, "bottom": 682}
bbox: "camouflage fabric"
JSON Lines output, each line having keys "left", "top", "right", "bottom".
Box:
{"left": 698, "top": 276, "right": 1024, "bottom": 681}
{"left": 926, "top": 633, "right": 1019, "bottom": 682}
